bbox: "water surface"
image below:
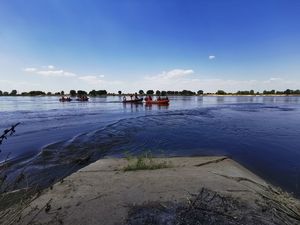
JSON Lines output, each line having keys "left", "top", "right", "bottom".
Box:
{"left": 0, "top": 96, "right": 300, "bottom": 197}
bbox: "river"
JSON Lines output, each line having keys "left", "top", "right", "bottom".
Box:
{"left": 0, "top": 96, "right": 300, "bottom": 197}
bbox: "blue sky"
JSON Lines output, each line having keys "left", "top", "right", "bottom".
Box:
{"left": 0, "top": 0, "right": 300, "bottom": 93}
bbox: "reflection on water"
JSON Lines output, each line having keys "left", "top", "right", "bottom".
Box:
{"left": 0, "top": 96, "right": 300, "bottom": 196}
{"left": 145, "top": 104, "right": 169, "bottom": 111}
{"left": 122, "top": 102, "right": 144, "bottom": 112}
{"left": 216, "top": 96, "right": 225, "bottom": 103}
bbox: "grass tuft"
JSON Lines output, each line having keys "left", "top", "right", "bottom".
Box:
{"left": 123, "top": 152, "right": 172, "bottom": 171}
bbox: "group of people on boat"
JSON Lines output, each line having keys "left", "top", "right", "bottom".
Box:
{"left": 122, "top": 93, "right": 169, "bottom": 105}
{"left": 123, "top": 92, "right": 140, "bottom": 102}
{"left": 77, "top": 96, "right": 89, "bottom": 101}
{"left": 59, "top": 96, "right": 72, "bottom": 102}
{"left": 59, "top": 93, "right": 168, "bottom": 104}
{"left": 145, "top": 95, "right": 169, "bottom": 102}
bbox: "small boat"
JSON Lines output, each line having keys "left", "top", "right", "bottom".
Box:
{"left": 76, "top": 97, "right": 89, "bottom": 102}
{"left": 59, "top": 97, "right": 72, "bottom": 102}
{"left": 122, "top": 98, "right": 143, "bottom": 103}
{"left": 146, "top": 99, "right": 169, "bottom": 105}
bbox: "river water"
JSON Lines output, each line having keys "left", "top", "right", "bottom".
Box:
{"left": 0, "top": 96, "right": 300, "bottom": 197}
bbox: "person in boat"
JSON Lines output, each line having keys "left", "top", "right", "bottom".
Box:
{"left": 145, "top": 96, "right": 148, "bottom": 101}
{"left": 80, "top": 95, "right": 87, "bottom": 101}
{"left": 123, "top": 96, "right": 126, "bottom": 101}
{"left": 130, "top": 94, "right": 133, "bottom": 100}
{"left": 134, "top": 92, "right": 138, "bottom": 100}
{"left": 157, "top": 96, "right": 161, "bottom": 101}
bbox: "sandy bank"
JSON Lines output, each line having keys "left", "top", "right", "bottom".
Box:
{"left": 1, "top": 156, "right": 300, "bottom": 225}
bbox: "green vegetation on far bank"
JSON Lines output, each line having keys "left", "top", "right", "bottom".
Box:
{"left": 1, "top": 89, "right": 300, "bottom": 97}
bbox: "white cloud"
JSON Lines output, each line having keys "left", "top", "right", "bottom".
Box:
{"left": 37, "top": 70, "right": 76, "bottom": 77}
{"left": 209, "top": 55, "right": 216, "bottom": 60}
{"left": 78, "top": 75, "right": 104, "bottom": 85}
{"left": 146, "top": 69, "right": 194, "bottom": 80}
{"left": 268, "top": 77, "right": 282, "bottom": 82}
{"left": 63, "top": 71, "right": 76, "bottom": 77}
{"left": 20, "top": 65, "right": 300, "bottom": 93}
{"left": 125, "top": 69, "right": 300, "bottom": 93}
{"left": 24, "top": 65, "right": 77, "bottom": 77}
{"left": 23, "top": 67, "right": 37, "bottom": 72}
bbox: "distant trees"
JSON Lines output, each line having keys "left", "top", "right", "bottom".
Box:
{"left": 88, "top": 90, "right": 107, "bottom": 96}
{"left": 260, "top": 89, "right": 300, "bottom": 95}
{"left": 10, "top": 90, "right": 17, "bottom": 95}
{"left": 236, "top": 90, "right": 255, "bottom": 95}
{"left": 293, "top": 90, "right": 300, "bottom": 94}
{"left": 89, "top": 90, "right": 96, "bottom": 96}
{"left": 146, "top": 90, "right": 154, "bottom": 95}
{"left": 96, "top": 90, "right": 107, "bottom": 95}
{"left": 163, "top": 90, "right": 196, "bottom": 95}
{"left": 197, "top": 90, "right": 204, "bottom": 95}
{"left": 77, "top": 90, "right": 87, "bottom": 96}
{"left": 233, "top": 89, "right": 300, "bottom": 95}
{"left": 70, "top": 90, "right": 77, "bottom": 96}
{"left": 293, "top": 89, "right": 300, "bottom": 95}
{"left": 216, "top": 90, "right": 226, "bottom": 95}
{"left": 1, "top": 88, "right": 300, "bottom": 97}
{"left": 167, "top": 91, "right": 175, "bottom": 95}
{"left": 280, "top": 89, "right": 300, "bottom": 95}
{"left": 29, "top": 91, "right": 46, "bottom": 96}
{"left": 161, "top": 91, "right": 167, "bottom": 96}
{"left": 181, "top": 90, "right": 196, "bottom": 95}
{"left": 283, "top": 89, "right": 299, "bottom": 95}
{"left": 263, "top": 90, "right": 276, "bottom": 95}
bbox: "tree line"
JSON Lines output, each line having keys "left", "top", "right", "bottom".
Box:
{"left": 0, "top": 90, "right": 108, "bottom": 96}
{"left": 213, "top": 89, "right": 300, "bottom": 95}
{"left": 1, "top": 89, "right": 300, "bottom": 96}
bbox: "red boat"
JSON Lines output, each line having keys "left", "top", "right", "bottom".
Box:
{"left": 145, "top": 99, "right": 169, "bottom": 105}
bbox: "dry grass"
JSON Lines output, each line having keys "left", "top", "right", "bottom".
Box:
{"left": 126, "top": 187, "right": 300, "bottom": 225}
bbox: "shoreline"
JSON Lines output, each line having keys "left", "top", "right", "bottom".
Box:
{"left": 1, "top": 156, "right": 299, "bottom": 225}
{"left": 1, "top": 94, "right": 300, "bottom": 97}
